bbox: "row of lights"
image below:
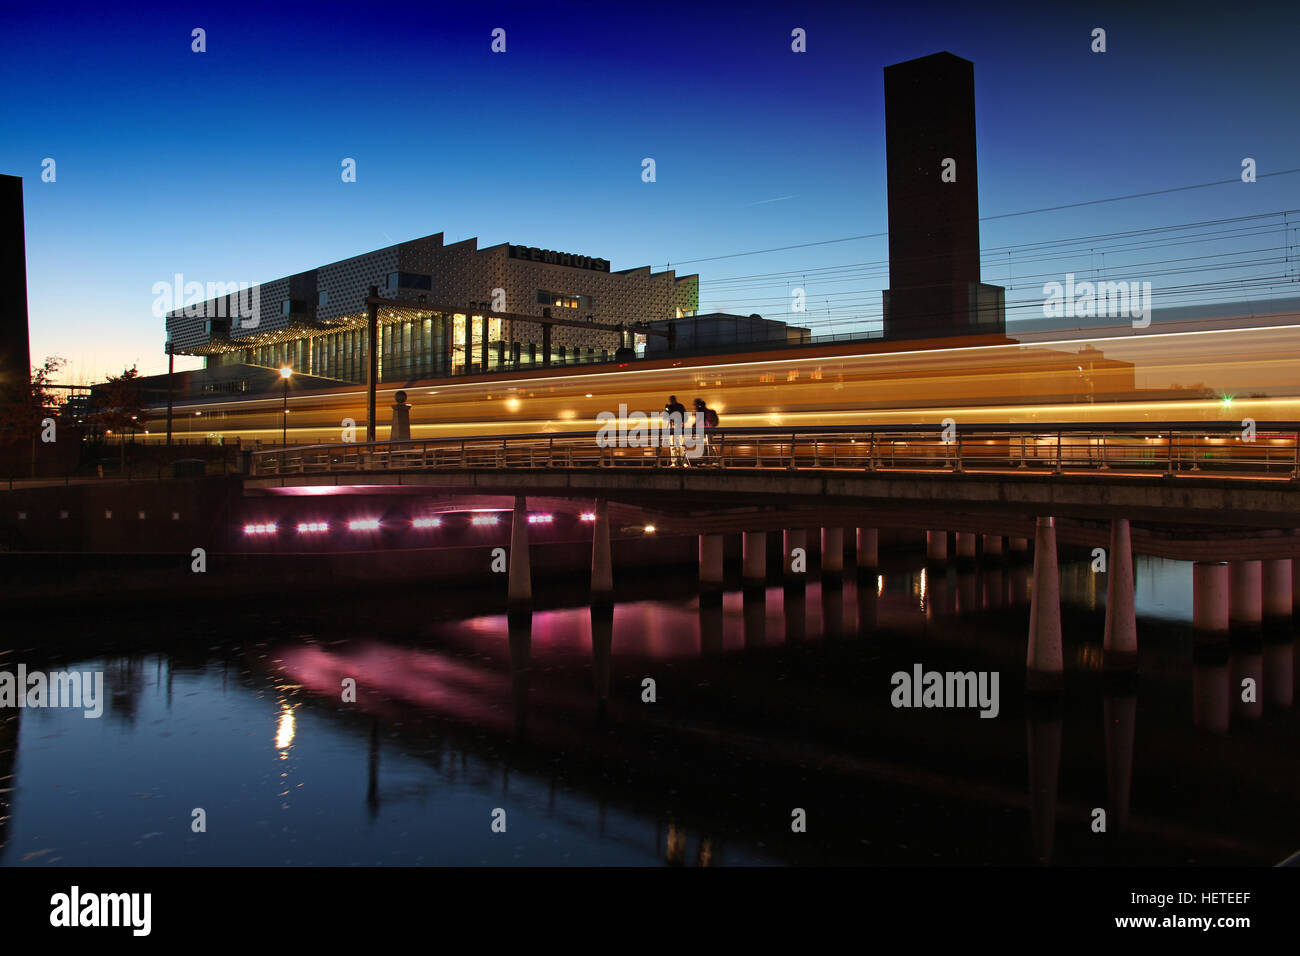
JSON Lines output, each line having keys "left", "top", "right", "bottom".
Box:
{"left": 243, "top": 512, "right": 598, "bottom": 535}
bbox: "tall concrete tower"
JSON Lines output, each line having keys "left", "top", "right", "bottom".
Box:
{"left": 882, "top": 52, "right": 1004, "bottom": 340}
{"left": 0, "top": 174, "right": 32, "bottom": 389}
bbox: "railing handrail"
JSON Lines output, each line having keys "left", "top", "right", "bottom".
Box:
{"left": 249, "top": 420, "right": 1300, "bottom": 461}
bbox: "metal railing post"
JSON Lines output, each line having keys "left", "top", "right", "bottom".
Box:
{"left": 1166, "top": 432, "right": 1176, "bottom": 476}
{"left": 1054, "top": 431, "right": 1063, "bottom": 474}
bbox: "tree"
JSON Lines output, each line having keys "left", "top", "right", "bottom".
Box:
{"left": 90, "top": 365, "right": 148, "bottom": 472}
{"left": 0, "top": 356, "right": 65, "bottom": 477}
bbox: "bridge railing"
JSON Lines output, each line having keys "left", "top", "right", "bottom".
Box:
{"left": 249, "top": 423, "right": 1300, "bottom": 480}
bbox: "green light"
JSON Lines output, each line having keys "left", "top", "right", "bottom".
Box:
{"left": 1221, "top": 394, "right": 1234, "bottom": 407}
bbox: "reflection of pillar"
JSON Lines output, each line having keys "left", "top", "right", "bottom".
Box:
{"left": 1293, "top": 554, "right": 1300, "bottom": 615}
{"left": 743, "top": 589, "right": 766, "bottom": 648}
{"left": 1009, "top": 563, "right": 1031, "bottom": 606}
{"left": 699, "top": 597, "right": 724, "bottom": 655}
{"left": 1026, "top": 699, "right": 1062, "bottom": 865}
{"left": 1263, "top": 639, "right": 1294, "bottom": 711}
{"left": 508, "top": 613, "right": 532, "bottom": 738}
{"left": 366, "top": 717, "right": 380, "bottom": 819}
{"left": 857, "top": 527, "right": 878, "bottom": 572}
{"left": 742, "top": 531, "right": 767, "bottom": 587}
{"left": 1010, "top": 536, "right": 1030, "bottom": 553}
{"left": 1103, "top": 518, "right": 1137, "bottom": 672}
{"left": 926, "top": 530, "right": 948, "bottom": 563}
{"left": 1193, "top": 655, "right": 1230, "bottom": 733}
{"left": 1231, "top": 648, "right": 1263, "bottom": 720}
{"left": 1261, "top": 558, "right": 1291, "bottom": 637}
{"left": 821, "top": 528, "right": 844, "bottom": 575}
{"left": 590, "top": 499, "right": 613, "bottom": 606}
{"left": 857, "top": 576, "right": 878, "bottom": 635}
{"left": 1103, "top": 690, "right": 1136, "bottom": 832}
{"left": 983, "top": 567, "right": 1004, "bottom": 610}
{"left": 1026, "top": 517, "right": 1063, "bottom": 693}
{"left": 590, "top": 606, "right": 613, "bottom": 715}
{"left": 983, "top": 534, "right": 1003, "bottom": 558}
{"left": 956, "top": 571, "right": 977, "bottom": 617}
{"left": 821, "top": 584, "right": 844, "bottom": 638}
{"left": 783, "top": 529, "right": 806, "bottom": 580}
{"left": 784, "top": 585, "right": 806, "bottom": 643}
{"left": 1193, "top": 562, "right": 1229, "bottom": 645}
{"left": 1229, "top": 560, "right": 1262, "bottom": 643}
{"left": 955, "top": 532, "right": 976, "bottom": 565}
{"left": 699, "top": 534, "right": 724, "bottom": 593}
{"left": 508, "top": 496, "right": 532, "bottom": 612}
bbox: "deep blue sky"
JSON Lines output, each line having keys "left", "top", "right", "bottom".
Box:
{"left": 2, "top": 0, "right": 1297, "bottom": 380}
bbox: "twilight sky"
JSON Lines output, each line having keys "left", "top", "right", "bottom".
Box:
{"left": 1, "top": 0, "right": 1297, "bottom": 381}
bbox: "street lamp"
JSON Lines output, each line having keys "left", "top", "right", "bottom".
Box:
{"left": 280, "top": 366, "right": 293, "bottom": 446}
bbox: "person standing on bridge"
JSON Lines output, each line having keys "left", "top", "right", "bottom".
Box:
{"left": 663, "top": 394, "right": 687, "bottom": 466}
{"left": 691, "top": 398, "right": 719, "bottom": 467}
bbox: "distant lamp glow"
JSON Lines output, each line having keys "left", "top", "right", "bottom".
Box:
{"left": 280, "top": 365, "right": 293, "bottom": 379}
{"left": 527, "top": 513, "right": 553, "bottom": 524}
{"left": 243, "top": 522, "right": 278, "bottom": 535}
{"left": 412, "top": 517, "right": 442, "bottom": 529}
{"left": 579, "top": 512, "right": 596, "bottom": 522}
{"left": 348, "top": 518, "right": 380, "bottom": 531}
{"left": 297, "top": 521, "right": 329, "bottom": 533}
{"left": 643, "top": 524, "right": 656, "bottom": 534}
{"left": 471, "top": 514, "right": 499, "bottom": 527}
{"left": 1220, "top": 394, "right": 1235, "bottom": 407}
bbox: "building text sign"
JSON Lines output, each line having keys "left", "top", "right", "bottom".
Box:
{"left": 509, "top": 245, "right": 609, "bottom": 272}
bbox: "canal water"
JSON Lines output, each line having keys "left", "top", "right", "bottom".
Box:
{"left": 2, "top": 550, "right": 1297, "bottom": 866}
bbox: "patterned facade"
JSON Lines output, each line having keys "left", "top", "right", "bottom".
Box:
{"left": 165, "top": 233, "right": 699, "bottom": 384}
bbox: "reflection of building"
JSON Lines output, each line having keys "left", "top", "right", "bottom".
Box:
{"left": 881, "top": 53, "right": 1005, "bottom": 339}
{"left": 165, "top": 233, "right": 699, "bottom": 389}
{"left": 0, "top": 174, "right": 32, "bottom": 390}
{"left": 0, "top": 709, "right": 18, "bottom": 854}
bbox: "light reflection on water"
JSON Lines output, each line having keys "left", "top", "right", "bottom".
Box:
{"left": 1, "top": 552, "right": 1297, "bottom": 867}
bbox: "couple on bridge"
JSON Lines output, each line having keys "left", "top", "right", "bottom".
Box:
{"left": 664, "top": 395, "right": 719, "bottom": 467}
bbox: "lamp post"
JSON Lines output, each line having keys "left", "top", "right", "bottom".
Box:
{"left": 280, "top": 365, "right": 292, "bottom": 446}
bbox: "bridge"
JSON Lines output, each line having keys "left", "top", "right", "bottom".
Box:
{"left": 236, "top": 421, "right": 1300, "bottom": 693}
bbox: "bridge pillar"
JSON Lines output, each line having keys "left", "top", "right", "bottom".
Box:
{"left": 856, "top": 527, "right": 878, "bottom": 572}
{"left": 742, "top": 531, "right": 767, "bottom": 588}
{"left": 699, "top": 534, "right": 725, "bottom": 593}
{"left": 1193, "top": 562, "right": 1229, "bottom": 645}
{"left": 982, "top": 534, "right": 1003, "bottom": 558}
{"left": 1026, "top": 516, "right": 1063, "bottom": 694}
{"left": 1261, "top": 558, "right": 1291, "bottom": 636}
{"left": 926, "top": 530, "right": 948, "bottom": 563}
{"left": 590, "top": 499, "right": 613, "bottom": 606}
{"left": 1010, "top": 536, "right": 1030, "bottom": 556}
{"left": 1229, "top": 560, "right": 1262, "bottom": 643}
{"left": 1103, "top": 518, "right": 1137, "bottom": 673}
{"left": 508, "top": 496, "right": 532, "bottom": 613}
{"left": 954, "top": 532, "right": 976, "bottom": 565}
{"left": 783, "top": 529, "right": 806, "bottom": 580}
{"left": 821, "top": 527, "right": 844, "bottom": 576}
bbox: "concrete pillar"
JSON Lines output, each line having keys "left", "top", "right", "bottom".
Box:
{"left": 1229, "top": 560, "right": 1262, "bottom": 641}
{"left": 699, "top": 534, "right": 724, "bottom": 592}
{"left": 821, "top": 527, "right": 844, "bottom": 575}
{"left": 1261, "top": 558, "right": 1291, "bottom": 633}
{"left": 1026, "top": 516, "right": 1063, "bottom": 694}
{"left": 926, "top": 530, "right": 948, "bottom": 563}
{"left": 983, "top": 534, "right": 1003, "bottom": 557}
{"left": 955, "top": 532, "right": 976, "bottom": 563}
{"left": 1103, "top": 518, "right": 1137, "bottom": 672}
{"left": 1010, "top": 536, "right": 1030, "bottom": 558}
{"left": 590, "top": 499, "right": 613, "bottom": 606}
{"left": 856, "top": 527, "right": 878, "bottom": 571}
{"left": 783, "top": 528, "right": 807, "bottom": 579}
{"left": 1193, "top": 562, "right": 1229, "bottom": 644}
{"left": 507, "top": 496, "right": 532, "bottom": 612}
{"left": 742, "top": 531, "right": 767, "bottom": 587}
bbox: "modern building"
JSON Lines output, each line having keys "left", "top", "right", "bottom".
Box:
{"left": 0, "top": 174, "right": 32, "bottom": 391}
{"left": 165, "top": 233, "right": 699, "bottom": 389}
{"left": 881, "top": 52, "right": 1005, "bottom": 339}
